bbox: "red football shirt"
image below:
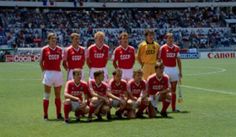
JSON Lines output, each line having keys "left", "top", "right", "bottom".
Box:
{"left": 65, "top": 80, "right": 89, "bottom": 101}
{"left": 113, "top": 45, "right": 135, "bottom": 69}
{"left": 64, "top": 45, "right": 85, "bottom": 69}
{"left": 40, "top": 45, "right": 62, "bottom": 71}
{"left": 147, "top": 74, "right": 169, "bottom": 95}
{"left": 159, "top": 44, "right": 180, "bottom": 67}
{"left": 108, "top": 79, "right": 127, "bottom": 98}
{"left": 128, "top": 79, "right": 146, "bottom": 98}
{"left": 88, "top": 79, "right": 108, "bottom": 97}
{"left": 87, "top": 44, "right": 109, "bottom": 68}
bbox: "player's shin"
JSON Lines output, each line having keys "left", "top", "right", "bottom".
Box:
{"left": 55, "top": 98, "right": 62, "bottom": 117}
{"left": 64, "top": 103, "right": 71, "bottom": 121}
{"left": 161, "top": 99, "right": 170, "bottom": 113}
{"left": 171, "top": 92, "right": 176, "bottom": 111}
{"left": 43, "top": 92, "right": 50, "bottom": 119}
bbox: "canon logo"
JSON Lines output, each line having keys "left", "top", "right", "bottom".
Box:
{"left": 208, "top": 52, "right": 236, "bottom": 59}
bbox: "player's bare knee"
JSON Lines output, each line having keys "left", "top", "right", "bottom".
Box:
{"left": 43, "top": 92, "right": 50, "bottom": 100}
{"left": 64, "top": 99, "right": 71, "bottom": 103}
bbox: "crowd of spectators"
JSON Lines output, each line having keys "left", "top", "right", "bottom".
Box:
{"left": 0, "top": 7, "right": 235, "bottom": 49}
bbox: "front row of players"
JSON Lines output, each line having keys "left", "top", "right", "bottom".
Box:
{"left": 63, "top": 61, "right": 171, "bottom": 123}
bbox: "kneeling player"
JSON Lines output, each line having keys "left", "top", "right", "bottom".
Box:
{"left": 147, "top": 62, "right": 171, "bottom": 118}
{"left": 127, "top": 69, "right": 149, "bottom": 118}
{"left": 63, "top": 69, "right": 89, "bottom": 123}
{"left": 108, "top": 69, "right": 128, "bottom": 119}
{"left": 88, "top": 70, "right": 121, "bottom": 121}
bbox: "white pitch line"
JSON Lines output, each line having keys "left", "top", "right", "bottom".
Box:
{"left": 182, "top": 85, "right": 236, "bottom": 96}
{"left": 185, "top": 67, "right": 226, "bottom": 76}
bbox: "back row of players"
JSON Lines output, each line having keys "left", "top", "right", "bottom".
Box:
{"left": 39, "top": 30, "right": 182, "bottom": 123}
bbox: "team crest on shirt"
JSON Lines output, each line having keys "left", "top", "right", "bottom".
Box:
{"left": 153, "top": 46, "right": 155, "bottom": 49}
{"left": 72, "top": 87, "right": 74, "bottom": 90}
{"left": 103, "top": 49, "right": 106, "bottom": 53}
{"left": 80, "top": 87, "right": 83, "bottom": 90}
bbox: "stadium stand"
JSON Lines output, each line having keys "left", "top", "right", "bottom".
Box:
{"left": 0, "top": 7, "right": 235, "bottom": 49}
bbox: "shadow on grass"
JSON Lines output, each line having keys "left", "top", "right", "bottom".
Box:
{"left": 44, "top": 113, "right": 178, "bottom": 124}
{"left": 168, "top": 110, "right": 190, "bottom": 114}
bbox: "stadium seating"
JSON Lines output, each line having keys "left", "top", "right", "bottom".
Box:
{"left": 0, "top": 7, "right": 234, "bottom": 49}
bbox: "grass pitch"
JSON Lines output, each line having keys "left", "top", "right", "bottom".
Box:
{"left": 0, "top": 59, "right": 236, "bottom": 137}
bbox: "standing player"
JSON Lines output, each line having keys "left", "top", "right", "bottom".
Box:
{"left": 88, "top": 70, "right": 121, "bottom": 121}
{"left": 39, "top": 33, "right": 63, "bottom": 120}
{"left": 87, "top": 31, "right": 109, "bottom": 81}
{"left": 127, "top": 69, "right": 149, "bottom": 118}
{"left": 137, "top": 29, "right": 160, "bottom": 80}
{"left": 112, "top": 32, "right": 135, "bottom": 81}
{"left": 147, "top": 62, "right": 171, "bottom": 118}
{"left": 108, "top": 69, "right": 128, "bottom": 119}
{"left": 63, "top": 33, "right": 86, "bottom": 81}
{"left": 159, "top": 33, "right": 182, "bottom": 112}
{"left": 63, "top": 69, "right": 89, "bottom": 123}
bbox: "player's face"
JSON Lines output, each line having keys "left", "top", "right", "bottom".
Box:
{"left": 155, "top": 66, "right": 164, "bottom": 76}
{"left": 120, "top": 36, "right": 128, "bottom": 47}
{"left": 167, "top": 36, "right": 173, "bottom": 45}
{"left": 146, "top": 33, "right": 154, "bottom": 43}
{"left": 49, "top": 36, "right": 57, "bottom": 47}
{"left": 99, "top": 73, "right": 104, "bottom": 81}
{"left": 72, "top": 36, "right": 80, "bottom": 46}
{"left": 134, "top": 73, "right": 142, "bottom": 82}
{"left": 95, "top": 35, "right": 104, "bottom": 46}
{"left": 73, "top": 72, "right": 82, "bottom": 82}
{"left": 114, "top": 72, "right": 122, "bottom": 82}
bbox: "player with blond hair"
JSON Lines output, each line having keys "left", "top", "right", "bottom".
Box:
{"left": 127, "top": 69, "right": 149, "bottom": 118}
{"left": 87, "top": 31, "right": 109, "bottom": 82}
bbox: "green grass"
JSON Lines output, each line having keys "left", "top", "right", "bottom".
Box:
{"left": 0, "top": 59, "right": 236, "bottom": 137}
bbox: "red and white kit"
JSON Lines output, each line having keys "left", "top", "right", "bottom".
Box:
{"left": 87, "top": 44, "right": 109, "bottom": 81}
{"left": 159, "top": 44, "right": 180, "bottom": 82}
{"left": 113, "top": 45, "right": 135, "bottom": 80}
{"left": 147, "top": 74, "right": 170, "bottom": 108}
{"left": 64, "top": 45, "right": 86, "bottom": 80}
{"left": 40, "top": 45, "right": 63, "bottom": 87}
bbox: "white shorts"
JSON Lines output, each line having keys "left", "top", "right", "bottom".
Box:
{"left": 111, "top": 100, "right": 120, "bottom": 108}
{"left": 67, "top": 69, "right": 85, "bottom": 81}
{"left": 149, "top": 95, "right": 160, "bottom": 108}
{"left": 89, "top": 67, "right": 108, "bottom": 81}
{"left": 121, "top": 68, "right": 133, "bottom": 81}
{"left": 71, "top": 101, "right": 80, "bottom": 111}
{"left": 164, "top": 67, "right": 179, "bottom": 82}
{"left": 42, "top": 71, "right": 63, "bottom": 87}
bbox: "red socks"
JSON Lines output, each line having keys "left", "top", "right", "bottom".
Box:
{"left": 89, "top": 105, "right": 95, "bottom": 117}
{"left": 43, "top": 99, "right": 49, "bottom": 117}
{"left": 171, "top": 93, "right": 176, "bottom": 111}
{"left": 161, "top": 100, "right": 170, "bottom": 113}
{"left": 55, "top": 98, "right": 62, "bottom": 116}
{"left": 64, "top": 103, "right": 72, "bottom": 120}
{"left": 137, "top": 102, "right": 147, "bottom": 114}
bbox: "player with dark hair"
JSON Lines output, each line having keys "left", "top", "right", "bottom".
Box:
{"left": 147, "top": 61, "right": 171, "bottom": 118}
{"left": 39, "top": 33, "right": 63, "bottom": 120}
{"left": 159, "top": 32, "right": 182, "bottom": 112}
{"left": 63, "top": 69, "right": 89, "bottom": 123}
